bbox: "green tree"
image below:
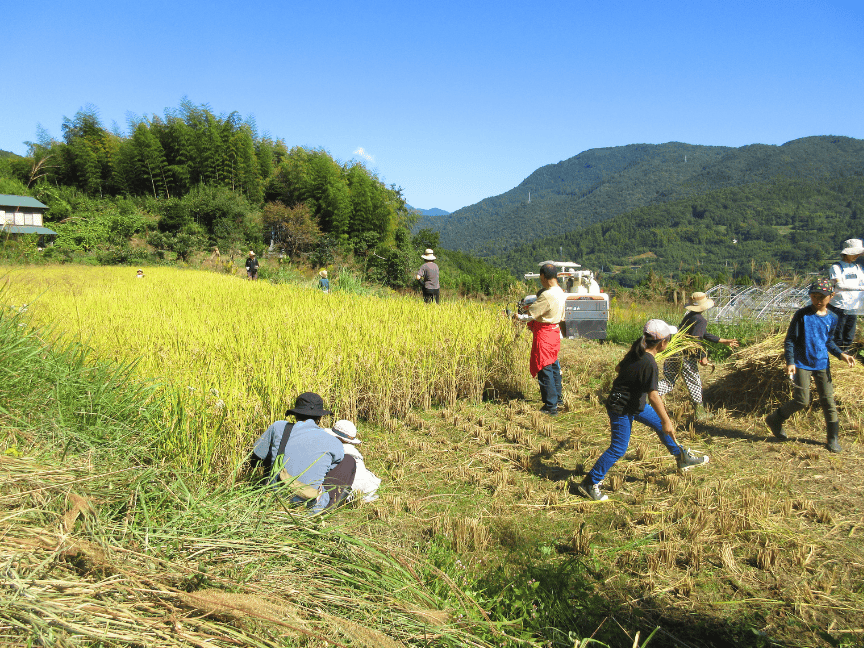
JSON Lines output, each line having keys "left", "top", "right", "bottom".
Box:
{"left": 129, "top": 123, "right": 171, "bottom": 198}
{"left": 261, "top": 201, "right": 320, "bottom": 258}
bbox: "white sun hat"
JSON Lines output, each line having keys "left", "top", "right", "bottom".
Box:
{"left": 841, "top": 238, "right": 864, "bottom": 256}
{"left": 331, "top": 420, "right": 362, "bottom": 444}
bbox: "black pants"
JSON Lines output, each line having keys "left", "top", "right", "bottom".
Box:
{"left": 323, "top": 455, "right": 356, "bottom": 509}
{"left": 422, "top": 289, "right": 440, "bottom": 304}
{"left": 828, "top": 304, "right": 856, "bottom": 353}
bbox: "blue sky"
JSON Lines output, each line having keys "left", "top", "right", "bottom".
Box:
{"left": 2, "top": 0, "right": 862, "bottom": 212}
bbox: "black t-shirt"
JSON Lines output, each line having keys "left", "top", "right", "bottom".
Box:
{"left": 607, "top": 351, "right": 658, "bottom": 414}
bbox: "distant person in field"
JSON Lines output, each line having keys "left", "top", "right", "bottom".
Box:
{"left": 765, "top": 278, "right": 855, "bottom": 453}
{"left": 325, "top": 420, "right": 381, "bottom": 503}
{"left": 245, "top": 251, "right": 259, "bottom": 280}
{"left": 135, "top": 269, "right": 145, "bottom": 279}
{"left": 657, "top": 292, "right": 738, "bottom": 421}
{"left": 578, "top": 320, "right": 709, "bottom": 502}
{"left": 249, "top": 392, "right": 356, "bottom": 513}
{"left": 318, "top": 269, "right": 330, "bottom": 293}
{"left": 416, "top": 249, "right": 440, "bottom": 304}
{"left": 828, "top": 238, "right": 864, "bottom": 354}
{"left": 514, "top": 263, "right": 566, "bottom": 416}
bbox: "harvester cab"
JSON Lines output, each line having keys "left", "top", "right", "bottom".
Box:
{"left": 519, "top": 261, "right": 609, "bottom": 340}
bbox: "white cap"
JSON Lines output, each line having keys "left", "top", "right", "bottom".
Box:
{"left": 644, "top": 319, "right": 678, "bottom": 340}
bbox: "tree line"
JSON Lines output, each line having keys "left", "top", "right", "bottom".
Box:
{"left": 0, "top": 101, "right": 512, "bottom": 295}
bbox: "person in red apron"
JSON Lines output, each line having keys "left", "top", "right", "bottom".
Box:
{"left": 516, "top": 263, "right": 566, "bottom": 415}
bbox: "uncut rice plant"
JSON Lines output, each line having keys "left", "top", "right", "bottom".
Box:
{"left": 0, "top": 304, "right": 537, "bottom": 648}
{"left": 1, "top": 266, "right": 530, "bottom": 473}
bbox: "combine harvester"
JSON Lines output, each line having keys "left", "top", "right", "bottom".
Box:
{"left": 520, "top": 261, "right": 609, "bottom": 340}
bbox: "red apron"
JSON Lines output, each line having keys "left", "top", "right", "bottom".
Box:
{"left": 527, "top": 321, "right": 561, "bottom": 377}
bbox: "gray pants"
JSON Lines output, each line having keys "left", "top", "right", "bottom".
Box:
{"left": 779, "top": 367, "right": 838, "bottom": 425}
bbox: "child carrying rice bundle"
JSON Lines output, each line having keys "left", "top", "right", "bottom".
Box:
{"left": 578, "top": 319, "right": 709, "bottom": 502}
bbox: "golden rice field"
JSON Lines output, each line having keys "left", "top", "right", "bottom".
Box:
{"left": 1, "top": 265, "right": 530, "bottom": 473}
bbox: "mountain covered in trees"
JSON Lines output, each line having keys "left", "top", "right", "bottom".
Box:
{"left": 498, "top": 174, "right": 864, "bottom": 287}
{"left": 419, "top": 137, "right": 864, "bottom": 256}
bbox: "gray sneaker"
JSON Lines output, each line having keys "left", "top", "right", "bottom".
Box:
{"left": 577, "top": 478, "right": 608, "bottom": 501}
{"left": 676, "top": 448, "right": 709, "bottom": 471}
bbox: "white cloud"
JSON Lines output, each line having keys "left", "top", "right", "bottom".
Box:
{"left": 353, "top": 147, "right": 375, "bottom": 163}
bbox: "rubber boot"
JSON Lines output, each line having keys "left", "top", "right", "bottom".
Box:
{"left": 693, "top": 403, "right": 713, "bottom": 422}
{"left": 765, "top": 409, "right": 787, "bottom": 440}
{"left": 826, "top": 421, "right": 842, "bottom": 453}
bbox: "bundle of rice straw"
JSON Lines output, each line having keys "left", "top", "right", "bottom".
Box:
{"left": 717, "top": 333, "right": 790, "bottom": 412}
{"left": 706, "top": 333, "right": 864, "bottom": 416}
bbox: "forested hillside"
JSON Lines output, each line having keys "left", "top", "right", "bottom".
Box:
{"left": 420, "top": 137, "right": 864, "bottom": 256}
{"left": 498, "top": 175, "right": 864, "bottom": 287}
{"left": 0, "top": 102, "right": 509, "bottom": 294}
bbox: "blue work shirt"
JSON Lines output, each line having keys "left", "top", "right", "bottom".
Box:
{"left": 252, "top": 419, "right": 345, "bottom": 512}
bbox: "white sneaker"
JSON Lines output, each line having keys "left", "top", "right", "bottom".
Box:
{"left": 577, "top": 479, "right": 608, "bottom": 501}
{"left": 676, "top": 448, "right": 709, "bottom": 471}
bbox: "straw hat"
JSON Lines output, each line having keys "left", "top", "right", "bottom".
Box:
{"left": 319, "top": 269, "right": 328, "bottom": 278}
{"left": 248, "top": 250, "right": 256, "bottom": 257}
{"left": 330, "top": 420, "right": 362, "bottom": 445}
{"left": 685, "top": 292, "right": 715, "bottom": 313}
{"left": 841, "top": 238, "right": 864, "bottom": 256}
{"left": 421, "top": 248, "right": 436, "bottom": 260}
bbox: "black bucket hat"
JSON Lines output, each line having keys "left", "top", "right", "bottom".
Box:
{"left": 285, "top": 392, "right": 332, "bottom": 418}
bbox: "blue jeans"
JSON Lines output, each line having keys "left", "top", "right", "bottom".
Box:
{"left": 587, "top": 404, "right": 680, "bottom": 485}
{"left": 537, "top": 360, "right": 562, "bottom": 411}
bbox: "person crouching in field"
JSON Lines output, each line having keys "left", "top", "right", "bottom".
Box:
{"left": 765, "top": 278, "right": 856, "bottom": 453}
{"left": 578, "top": 320, "right": 709, "bottom": 502}
{"left": 249, "top": 392, "right": 356, "bottom": 513}
{"left": 658, "top": 292, "right": 738, "bottom": 421}
{"left": 326, "top": 420, "right": 381, "bottom": 503}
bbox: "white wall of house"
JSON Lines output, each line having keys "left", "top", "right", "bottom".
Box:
{"left": 0, "top": 210, "right": 45, "bottom": 226}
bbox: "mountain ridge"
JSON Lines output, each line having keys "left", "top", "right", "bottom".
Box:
{"left": 406, "top": 205, "right": 449, "bottom": 217}
{"left": 418, "top": 136, "right": 864, "bottom": 256}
